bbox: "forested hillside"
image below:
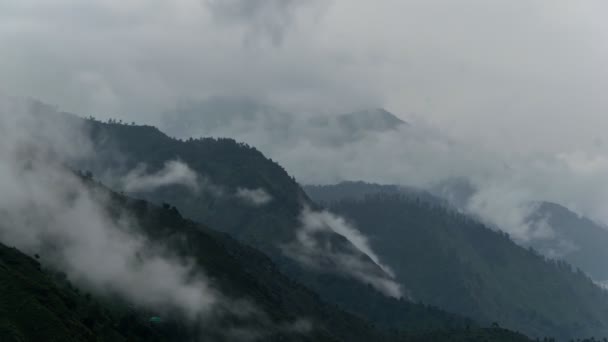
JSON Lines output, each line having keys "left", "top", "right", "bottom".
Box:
{"left": 0, "top": 172, "right": 535, "bottom": 341}
{"left": 75, "top": 117, "right": 480, "bottom": 333}
{"left": 316, "top": 190, "right": 608, "bottom": 339}
{"left": 74, "top": 118, "right": 608, "bottom": 339}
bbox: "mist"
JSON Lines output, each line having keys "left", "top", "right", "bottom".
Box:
{"left": 0, "top": 97, "right": 222, "bottom": 321}
{"left": 3, "top": 0, "right": 608, "bottom": 237}
{"left": 121, "top": 160, "right": 200, "bottom": 193}
{"left": 282, "top": 206, "right": 403, "bottom": 298}
{"left": 0, "top": 97, "right": 323, "bottom": 342}
{"left": 3, "top": 0, "right": 608, "bottom": 293}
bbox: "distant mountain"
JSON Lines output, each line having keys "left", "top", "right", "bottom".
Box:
{"left": 429, "top": 179, "right": 608, "bottom": 284}
{"left": 0, "top": 104, "right": 535, "bottom": 340}
{"left": 306, "top": 182, "right": 608, "bottom": 339}
{"left": 307, "top": 108, "right": 406, "bottom": 143}
{"left": 161, "top": 97, "right": 294, "bottom": 141}
{"left": 161, "top": 97, "right": 406, "bottom": 147}
{"left": 528, "top": 202, "right": 608, "bottom": 282}
{"left": 336, "top": 108, "right": 406, "bottom": 132}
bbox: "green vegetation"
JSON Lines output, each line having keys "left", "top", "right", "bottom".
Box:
{"left": 319, "top": 191, "right": 608, "bottom": 339}
{"left": 78, "top": 118, "right": 608, "bottom": 339}
{"left": 0, "top": 177, "right": 536, "bottom": 340}
{"left": 81, "top": 117, "right": 483, "bottom": 334}
{"left": 530, "top": 202, "right": 608, "bottom": 282}
{"left": 0, "top": 242, "right": 169, "bottom": 342}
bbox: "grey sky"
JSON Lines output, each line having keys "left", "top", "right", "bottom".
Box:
{"left": 2, "top": 1, "right": 608, "bottom": 245}
{"left": 2, "top": 0, "right": 607, "bottom": 146}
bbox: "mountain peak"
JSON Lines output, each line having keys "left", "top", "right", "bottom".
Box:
{"left": 336, "top": 108, "right": 407, "bottom": 132}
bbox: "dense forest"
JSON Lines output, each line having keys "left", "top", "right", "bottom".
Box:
{"left": 77, "top": 117, "right": 484, "bottom": 333}
{"left": 314, "top": 189, "right": 608, "bottom": 339}
{"left": 0, "top": 172, "right": 536, "bottom": 341}
{"left": 71, "top": 118, "right": 608, "bottom": 339}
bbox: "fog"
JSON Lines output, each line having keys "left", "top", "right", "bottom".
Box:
{"left": 282, "top": 206, "right": 403, "bottom": 298}
{"left": 0, "top": 97, "right": 319, "bottom": 341}
{"left": 0, "top": 97, "right": 219, "bottom": 320}
{"left": 2, "top": 1, "right": 608, "bottom": 273}
{"left": 121, "top": 160, "right": 200, "bottom": 193}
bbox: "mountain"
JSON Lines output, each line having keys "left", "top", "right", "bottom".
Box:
{"left": 0, "top": 240, "right": 170, "bottom": 342}
{"left": 161, "top": 97, "right": 406, "bottom": 147}
{"left": 307, "top": 185, "right": 608, "bottom": 339}
{"left": 330, "top": 195, "right": 608, "bottom": 338}
{"left": 528, "top": 202, "right": 608, "bottom": 282}
{"left": 74, "top": 116, "right": 608, "bottom": 339}
{"left": 0, "top": 152, "right": 532, "bottom": 342}
{"left": 306, "top": 108, "right": 407, "bottom": 143}
{"left": 0, "top": 169, "right": 389, "bottom": 342}
{"left": 88, "top": 178, "right": 391, "bottom": 341}
{"left": 161, "top": 97, "right": 294, "bottom": 142}
{"left": 74, "top": 117, "right": 484, "bottom": 334}
{"left": 335, "top": 108, "right": 407, "bottom": 133}
{"left": 305, "top": 181, "right": 442, "bottom": 206}
{"left": 429, "top": 178, "right": 608, "bottom": 284}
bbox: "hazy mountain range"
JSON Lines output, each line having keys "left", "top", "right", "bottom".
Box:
{"left": 0, "top": 98, "right": 606, "bottom": 341}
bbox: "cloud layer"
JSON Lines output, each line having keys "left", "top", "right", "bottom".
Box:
{"left": 0, "top": 97, "right": 318, "bottom": 342}
{"left": 3, "top": 1, "right": 608, "bottom": 271}
{"left": 0, "top": 98, "right": 219, "bottom": 320}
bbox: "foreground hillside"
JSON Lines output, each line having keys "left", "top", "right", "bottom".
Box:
{"left": 307, "top": 184, "right": 608, "bottom": 339}
{"left": 0, "top": 242, "right": 168, "bottom": 342}
{"left": 0, "top": 173, "right": 534, "bottom": 341}
{"left": 0, "top": 174, "right": 386, "bottom": 341}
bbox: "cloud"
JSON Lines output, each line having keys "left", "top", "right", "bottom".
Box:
{"left": 3, "top": 0, "right": 608, "bottom": 125}
{"left": 282, "top": 206, "right": 403, "bottom": 298}
{"left": 4, "top": 0, "right": 608, "bottom": 278}
{"left": 0, "top": 96, "right": 312, "bottom": 339}
{"left": 121, "top": 159, "right": 199, "bottom": 193}
{"left": 204, "top": 0, "right": 326, "bottom": 46}
{"left": 235, "top": 187, "right": 272, "bottom": 206}
{"left": 0, "top": 97, "right": 218, "bottom": 320}
{"left": 120, "top": 159, "right": 273, "bottom": 207}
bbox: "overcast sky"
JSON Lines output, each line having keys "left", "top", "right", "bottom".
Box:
{"left": 1, "top": 0, "right": 607, "bottom": 150}
{"left": 3, "top": 1, "right": 608, "bottom": 243}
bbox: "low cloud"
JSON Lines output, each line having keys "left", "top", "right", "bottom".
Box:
{"left": 0, "top": 98, "right": 218, "bottom": 321}
{"left": 204, "top": 0, "right": 326, "bottom": 46}
{"left": 236, "top": 187, "right": 272, "bottom": 206}
{"left": 121, "top": 159, "right": 199, "bottom": 193}
{"left": 162, "top": 100, "right": 608, "bottom": 258}
{"left": 119, "top": 158, "right": 273, "bottom": 207}
{"left": 0, "top": 96, "right": 311, "bottom": 339}
{"left": 282, "top": 206, "right": 403, "bottom": 298}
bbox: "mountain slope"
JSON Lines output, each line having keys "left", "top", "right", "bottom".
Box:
{"left": 72, "top": 117, "right": 486, "bottom": 333}
{"left": 529, "top": 202, "right": 608, "bottom": 282}
{"left": 428, "top": 178, "right": 608, "bottom": 285}
{"left": 316, "top": 190, "right": 608, "bottom": 339}
{"left": 0, "top": 242, "right": 170, "bottom": 342}
{"left": 0, "top": 171, "right": 390, "bottom": 342}
{"left": 0, "top": 164, "right": 535, "bottom": 342}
